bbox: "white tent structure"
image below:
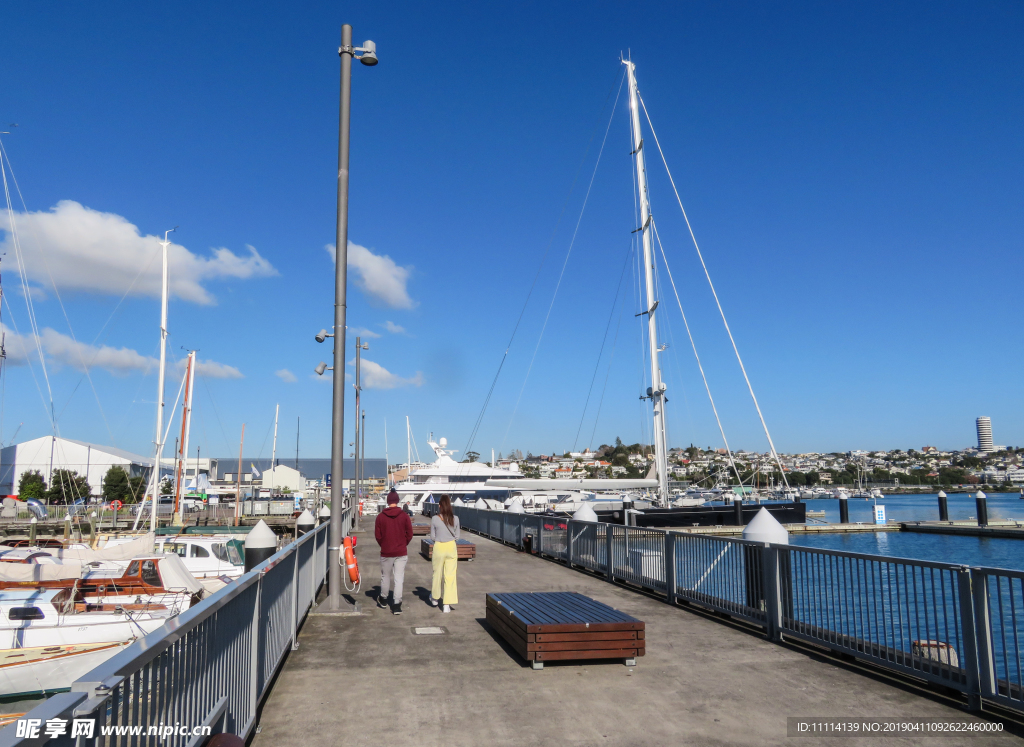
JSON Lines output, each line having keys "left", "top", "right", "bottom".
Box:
{"left": 0, "top": 437, "right": 157, "bottom": 498}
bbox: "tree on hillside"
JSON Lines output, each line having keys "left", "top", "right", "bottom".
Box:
{"left": 45, "top": 469, "right": 91, "bottom": 503}
{"left": 18, "top": 470, "right": 46, "bottom": 499}
{"left": 159, "top": 478, "right": 173, "bottom": 495}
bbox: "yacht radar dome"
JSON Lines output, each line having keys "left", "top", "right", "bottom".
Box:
{"left": 439, "top": 437, "right": 447, "bottom": 448}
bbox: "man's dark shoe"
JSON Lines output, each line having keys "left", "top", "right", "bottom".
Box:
{"left": 376, "top": 595, "right": 389, "bottom": 609}
{"left": 392, "top": 601, "right": 403, "bottom": 615}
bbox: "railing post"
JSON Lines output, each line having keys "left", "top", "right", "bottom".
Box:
{"left": 537, "top": 516, "right": 544, "bottom": 556}
{"left": 961, "top": 567, "right": 993, "bottom": 709}
{"left": 605, "top": 523, "right": 614, "bottom": 581}
{"left": 290, "top": 545, "right": 300, "bottom": 651}
{"left": 665, "top": 532, "right": 676, "bottom": 605}
{"left": 762, "top": 543, "right": 782, "bottom": 642}
{"left": 567, "top": 520, "right": 575, "bottom": 567}
{"left": 249, "top": 570, "right": 263, "bottom": 723}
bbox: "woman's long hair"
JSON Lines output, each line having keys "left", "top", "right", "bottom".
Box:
{"left": 438, "top": 494, "right": 455, "bottom": 531}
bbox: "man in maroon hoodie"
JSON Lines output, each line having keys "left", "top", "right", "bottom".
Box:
{"left": 374, "top": 489, "right": 413, "bottom": 614}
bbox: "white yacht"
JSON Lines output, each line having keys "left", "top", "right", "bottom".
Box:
{"left": 389, "top": 437, "right": 525, "bottom": 513}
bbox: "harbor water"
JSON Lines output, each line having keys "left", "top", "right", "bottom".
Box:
{"left": 790, "top": 492, "right": 1024, "bottom": 572}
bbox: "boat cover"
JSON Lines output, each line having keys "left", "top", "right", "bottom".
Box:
{"left": 0, "top": 562, "right": 84, "bottom": 583}
{"left": 156, "top": 553, "right": 204, "bottom": 595}
{"left": 56, "top": 533, "right": 156, "bottom": 562}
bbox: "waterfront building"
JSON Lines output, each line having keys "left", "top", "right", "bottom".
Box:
{"left": 977, "top": 416, "right": 995, "bottom": 453}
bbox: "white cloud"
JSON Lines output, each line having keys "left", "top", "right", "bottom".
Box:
{"left": 348, "top": 326, "right": 381, "bottom": 339}
{"left": 0, "top": 200, "right": 277, "bottom": 305}
{"left": 275, "top": 368, "right": 297, "bottom": 383}
{"left": 2, "top": 325, "right": 241, "bottom": 379}
{"left": 4, "top": 324, "right": 156, "bottom": 375}
{"left": 359, "top": 358, "right": 423, "bottom": 390}
{"left": 325, "top": 241, "right": 415, "bottom": 309}
{"left": 382, "top": 320, "right": 407, "bottom": 335}
{"left": 189, "top": 358, "right": 243, "bottom": 380}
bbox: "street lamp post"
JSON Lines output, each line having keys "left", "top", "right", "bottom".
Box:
{"left": 324, "top": 25, "right": 377, "bottom": 611}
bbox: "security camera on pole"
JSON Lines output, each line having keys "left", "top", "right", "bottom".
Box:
{"left": 314, "top": 25, "right": 377, "bottom": 612}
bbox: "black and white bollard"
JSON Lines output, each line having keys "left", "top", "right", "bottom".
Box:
{"left": 976, "top": 490, "right": 989, "bottom": 527}
{"left": 317, "top": 505, "right": 330, "bottom": 526}
{"left": 28, "top": 517, "right": 37, "bottom": 546}
{"left": 733, "top": 499, "right": 743, "bottom": 526}
{"left": 839, "top": 496, "right": 850, "bottom": 524}
{"left": 296, "top": 509, "right": 315, "bottom": 538}
{"left": 244, "top": 520, "right": 277, "bottom": 572}
{"left": 938, "top": 490, "right": 949, "bottom": 522}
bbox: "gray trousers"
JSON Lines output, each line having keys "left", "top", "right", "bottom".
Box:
{"left": 379, "top": 555, "right": 408, "bottom": 604}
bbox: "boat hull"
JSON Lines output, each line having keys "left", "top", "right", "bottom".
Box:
{"left": 0, "top": 641, "right": 131, "bottom": 698}
{"left": 594, "top": 502, "right": 807, "bottom": 528}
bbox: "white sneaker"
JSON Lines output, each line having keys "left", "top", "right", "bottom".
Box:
{"left": 428, "top": 596, "right": 438, "bottom": 607}
{"left": 442, "top": 604, "right": 451, "bottom": 613}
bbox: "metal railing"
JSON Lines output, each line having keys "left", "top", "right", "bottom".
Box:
{"left": 454, "top": 505, "right": 1024, "bottom": 715}
{"left": 2, "top": 509, "right": 353, "bottom": 747}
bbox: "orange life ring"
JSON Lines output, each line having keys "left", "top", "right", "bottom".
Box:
{"left": 343, "top": 536, "right": 359, "bottom": 584}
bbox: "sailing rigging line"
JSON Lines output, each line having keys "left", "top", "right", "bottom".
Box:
{"left": 0, "top": 141, "right": 116, "bottom": 444}
{"left": 0, "top": 141, "right": 54, "bottom": 429}
{"left": 498, "top": 73, "right": 625, "bottom": 454}
{"left": 51, "top": 245, "right": 161, "bottom": 434}
{"left": 587, "top": 274, "right": 626, "bottom": 451}
{"left": 637, "top": 93, "right": 789, "bottom": 487}
{"left": 651, "top": 220, "right": 742, "bottom": 487}
{"left": 571, "top": 245, "right": 631, "bottom": 452}
{"left": 462, "top": 68, "right": 626, "bottom": 458}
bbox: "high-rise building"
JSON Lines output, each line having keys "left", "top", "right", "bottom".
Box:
{"left": 977, "top": 417, "right": 994, "bottom": 453}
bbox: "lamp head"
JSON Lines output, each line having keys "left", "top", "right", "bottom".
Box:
{"left": 358, "top": 40, "right": 378, "bottom": 66}
{"left": 315, "top": 329, "right": 329, "bottom": 343}
{"left": 314, "top": 362, "right": 328, "bottom": 376}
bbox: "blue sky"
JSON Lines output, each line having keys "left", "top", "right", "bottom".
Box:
{"left": 0, "top": 1, "right": 1021, "bottom": 463}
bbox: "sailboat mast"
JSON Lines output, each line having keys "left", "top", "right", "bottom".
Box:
{"left": 145, "top": 228, "right": 174, "bottom": 532}
{"left": 173, "top": 351, "right": 196, "bottom": 523}
{"left": 270, "top": 403, "right": 279, "bottom": 494}
{"left": 626, "top": 60, "right": 669, "bottom": 506}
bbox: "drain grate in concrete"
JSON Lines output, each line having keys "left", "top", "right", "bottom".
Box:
{"left": 412, "top": 626, "right": 447, "bottom": 635}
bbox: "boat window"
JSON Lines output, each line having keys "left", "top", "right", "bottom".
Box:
{"left": 126, "top": 560, "right": 140, "bottom": 576}
{"left": 190, "top": 545, "right": 210, "bottom": 558}
{"left": 211, "top": 543, "right": 229, "bottom": 562}
{"left": 226, "top": 543, "right": 243, "bottom": 565}
{"left": 9, "top": 607, "right": 44, "bottom": 621}
{"left": 141, "top": 560, "right": 161, "bottom": 586}
{"left": 163, "top": 543, "right": 188, "bottom": 557}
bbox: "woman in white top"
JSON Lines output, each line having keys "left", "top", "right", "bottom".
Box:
{"left": 429, "top": 495, "right": 461, "bottom": 612}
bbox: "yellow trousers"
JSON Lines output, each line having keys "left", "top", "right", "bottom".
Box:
{"left": 431, "top": 540, "right": 459, "bottom": 605}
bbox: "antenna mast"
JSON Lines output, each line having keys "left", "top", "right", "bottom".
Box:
{"left": 625, "top": 59, "right": 669, "bottom": 505}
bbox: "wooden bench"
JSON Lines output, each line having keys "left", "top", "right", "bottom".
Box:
{"left": 485, "top": 591, "right": 645, "bottom": 670}
{"left": 412, "top": 523, "right": 431, "bottom": 536}
{"left": 420, "top": 538, "right": 476, "bottom": 560}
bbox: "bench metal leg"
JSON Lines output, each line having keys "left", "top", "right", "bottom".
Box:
{"left": 531, "top": 661, "right": 544, "bottom": 670}
{"left": 624, "top": 658, "right": 636, "bottom": 667}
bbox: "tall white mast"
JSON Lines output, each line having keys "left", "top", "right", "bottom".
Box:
{"left": 270, "top": 403, "right": 279, "bottom": 494}
{"left": 137, "top": 228, "right": 174, "bottom": 532}
{"left": 625, "top": 60, "right": 669, "bottom": 505}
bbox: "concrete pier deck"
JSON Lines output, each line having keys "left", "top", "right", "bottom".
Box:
{"left": 251, "top": 528, "right": 1021, "bottom": 747}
